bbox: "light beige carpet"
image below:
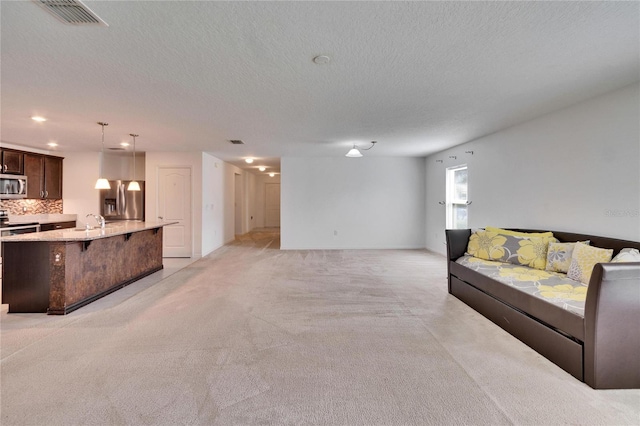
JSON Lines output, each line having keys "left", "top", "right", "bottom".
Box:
{"left": 1, "top": 231, "right": 639, "bottom": 425}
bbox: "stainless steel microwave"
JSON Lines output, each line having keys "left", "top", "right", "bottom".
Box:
{"left": 0, "top": 174, "right": 27, "bottom": 199}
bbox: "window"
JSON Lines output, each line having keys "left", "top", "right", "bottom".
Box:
{"left": 446, "top": 165, "right": 468, "bottom": 229}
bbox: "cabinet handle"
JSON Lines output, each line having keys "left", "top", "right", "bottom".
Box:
{"left": 55, "top": 225, "right": 62, "bottom": 229}
{"left": 40, "top": 191, "right": 44, "bottom": 198}
{"left": 158, "top": 216, "right": 163, "bottom": 220}
{"left": 45, "top": 190, "right": 49, "bottom": 198}
{"left": 3, "top": 165, "right": 6, "bottom": 172}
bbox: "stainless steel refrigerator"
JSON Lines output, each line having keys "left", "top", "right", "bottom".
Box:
{"left": 99, "top": 180, "right": 145, "bottom": 221}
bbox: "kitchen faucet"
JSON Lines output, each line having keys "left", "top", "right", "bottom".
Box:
{"left": 86, "top": 213, "right": 106, "bottom": 229}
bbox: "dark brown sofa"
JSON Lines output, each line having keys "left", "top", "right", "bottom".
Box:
{"left": 446, "top": 228, "right": 640, "bottom": 389}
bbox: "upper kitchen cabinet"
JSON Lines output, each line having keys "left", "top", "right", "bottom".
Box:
{"left": 24, "top": 153, "right": 63, "bottom": 199}
{"left": 1, "top": 149, "right": 25, "bottom": 175}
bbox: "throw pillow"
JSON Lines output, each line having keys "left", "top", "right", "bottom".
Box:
{"left": 611, "top": 248, "right": 640, "bottom": 263}
{"left": 484, "top": 226, "right": 554, "bottom": 238}
{"left": 508, "top": 235, "right": 550, "bottom": 270}
{"left": 545, "top": 241, "right": 589, "bottom": 274}
{"left": 567, "top": 242, "right": 613, "bottom": 285}
{"left": 466, "top": 230, "right": 507, "bottom": 261}
{"left": 467, "top": 230, "right": 550, "bottom": 269}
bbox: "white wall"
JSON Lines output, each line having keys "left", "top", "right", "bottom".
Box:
{"left": 425, "top": 83, "right": 640, "bottom": 254}
{"left": 202, "top": 153, "right": 225, "bottom": 255}
{"left": 62, "top": 151, "right": 101, "bottom": 227}
{"left": 281, "top": 157, "right": 426, "bottom": 250}
{"left": 222, "top": 162, "right": 249, "bottom": 242}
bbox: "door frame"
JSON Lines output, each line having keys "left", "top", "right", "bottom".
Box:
{"left": 157, "top": 165, "right": 193, "bottom": 257}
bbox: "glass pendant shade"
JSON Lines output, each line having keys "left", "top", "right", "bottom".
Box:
{"left": 127, "top": 180, "right": 141, "bottom": 191}
{"left": 345, "top": 146, "right": 363, "bottom": 157}
{"left": 95, "top": 122, "right": 111, "bottom": 190}
{"left": 95, "top": 178, "right": 111, "bottom": 189}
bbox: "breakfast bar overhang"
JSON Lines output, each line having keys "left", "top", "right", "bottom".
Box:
{"left": 1, "top": 221, "right": 175, "bottom": 314}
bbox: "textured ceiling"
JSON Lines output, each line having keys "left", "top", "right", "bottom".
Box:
{"left": 1, "top": 1, "right": 638, "bottom": 172}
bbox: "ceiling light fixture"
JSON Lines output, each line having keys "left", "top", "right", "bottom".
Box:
{"left": 258, "top": 166, "right": 266, "bottom": 172}
{"left": 127, "top": 134, "right": 141, "bottom": 191}
{"left": 95, "top": 122, "right": 111, "bottom": 189}
{"left": 313, "top": 55, "right": 331, "bottom": 65}
{"left": 32, "top": 116, "right": 47, "bottom": 122}
{"left": 345, "top": 141, "right": 377, "bottom": 158}
{"left": 245, "top": 158, "right": 254, "bottom": 164}
{"left": 47, "top": 142, "right": 58, "bottom": 147}
{"left": 120, "top": 142, "right": 130, "bottom": 147}
{"left": 269, "top": 173, "right": 275, "bottom": 177}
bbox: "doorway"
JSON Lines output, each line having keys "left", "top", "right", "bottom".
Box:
{"left": 157, "top": 167, "right": 192, "bottom": 257}
{"left": 265, "top": 183, "right": 281, "bottom": 228}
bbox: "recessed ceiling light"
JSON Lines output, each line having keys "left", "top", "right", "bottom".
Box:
{"left": 269, "top": 173, "right": 275, "bottom": 177}
{"left": 245, "top": 158, "right": 254, "bottom": 164}
{"left": 32, "top": 116, "right": 47, "bottom": 122}
{"left": 258, "top": 166, "right": 266, "bottom": 172}
{"left": 120, "top": 142, "right": 130, "bottom": 147}
{"left": 47, "top": 142, "right": 58, "bottom": 147}
{"left": 313, "top": 55, "right": 331, "bottom": 65}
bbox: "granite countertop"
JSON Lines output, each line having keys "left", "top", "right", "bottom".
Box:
{"left": 1, "top": 221, "right": 177, "bottom": 242}
{"left": 8, "top": 214, "right": 78, "bottom": 225}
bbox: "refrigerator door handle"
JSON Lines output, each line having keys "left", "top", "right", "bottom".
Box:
{"left": 115, "top": 183, "right": 120, "bottom": 215}
{"left": 120, "top": 183, "right": 126, "bottom": 214}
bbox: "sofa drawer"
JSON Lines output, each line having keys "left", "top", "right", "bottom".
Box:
{"left": 451, "top": 276, "right": 583, "bottom": 380}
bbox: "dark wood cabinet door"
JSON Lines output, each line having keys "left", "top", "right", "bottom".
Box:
{"left": 1, "top": 149, "right": 24, "bottom": 174}
{"left": 24, "top": 153, "right": 44, "bottom": 198}
{"left": 44, "top": 156, "right": 63, "bottom": 199}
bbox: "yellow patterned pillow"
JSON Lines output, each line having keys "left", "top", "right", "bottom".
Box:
{"left": 485, "top": 226, "right": 554, "bottom": 239}
{"left": 511, "top": 236, "right": 550, "bottom": 270}
{"left": 567, "top": 242, "right": 613, "bottom": 285}
{"left": 467, "top": 230, "right": 550, "bottom": 269}
{"left": 467, "top": 230, "right": 508, "bottom": 261}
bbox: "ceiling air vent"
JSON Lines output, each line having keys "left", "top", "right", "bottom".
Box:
{"left": 34, "top": 0, "right": 108, "bottom": 26}
{"left": 229, "top": 140, "right": 245, "bottom": 145}
{"left": 107, "top": 147, "right": 125, "bottom": 151}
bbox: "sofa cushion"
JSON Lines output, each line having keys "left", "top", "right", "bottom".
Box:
{"left": 567, "top": 242, "right": 613, "bottom": 284}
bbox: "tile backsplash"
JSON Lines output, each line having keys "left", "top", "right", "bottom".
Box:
{"left": 0, "top": 199, "right": 63, "bottom": 215}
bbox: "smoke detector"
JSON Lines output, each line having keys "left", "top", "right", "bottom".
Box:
{"left": 34, "top": 0, "right": 108, "bottom": 26}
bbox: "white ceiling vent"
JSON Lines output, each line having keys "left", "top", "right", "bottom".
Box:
{"left": 34, "top": 0, "right": 108, "bottom": 26}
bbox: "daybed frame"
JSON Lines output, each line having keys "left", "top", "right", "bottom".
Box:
{"left": 446, "top": 228, "right": 640, "bottom": 389}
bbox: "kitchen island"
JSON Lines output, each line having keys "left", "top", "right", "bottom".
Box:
{"left": 1, "top": 221, "right": 175, "bottom": 314}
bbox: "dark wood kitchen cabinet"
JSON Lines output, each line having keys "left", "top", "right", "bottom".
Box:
{"left": 0, "top": 149, "right": 24, "bottom": 175}
{"left": 24, "top": 153, "right": 63, "bottom": 199}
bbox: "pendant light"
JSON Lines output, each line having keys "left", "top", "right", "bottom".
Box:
{"left": 127, "top": 133, "right": 141, "bottom": 191}
{"left": 95, "top": 122, "right": 111, "bottom": 189}
{"left": 345, "top": 145, "right": 363, "bottom": 157}
{"left": 345, "top": 141, "right": 377, "bottom": 158}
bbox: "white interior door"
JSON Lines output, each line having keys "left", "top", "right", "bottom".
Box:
{"left": 265, "top": 183, "right": 281, "bottom": 228}
{"left": 158, "top": 167, "right": 192, "bottom": 257}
